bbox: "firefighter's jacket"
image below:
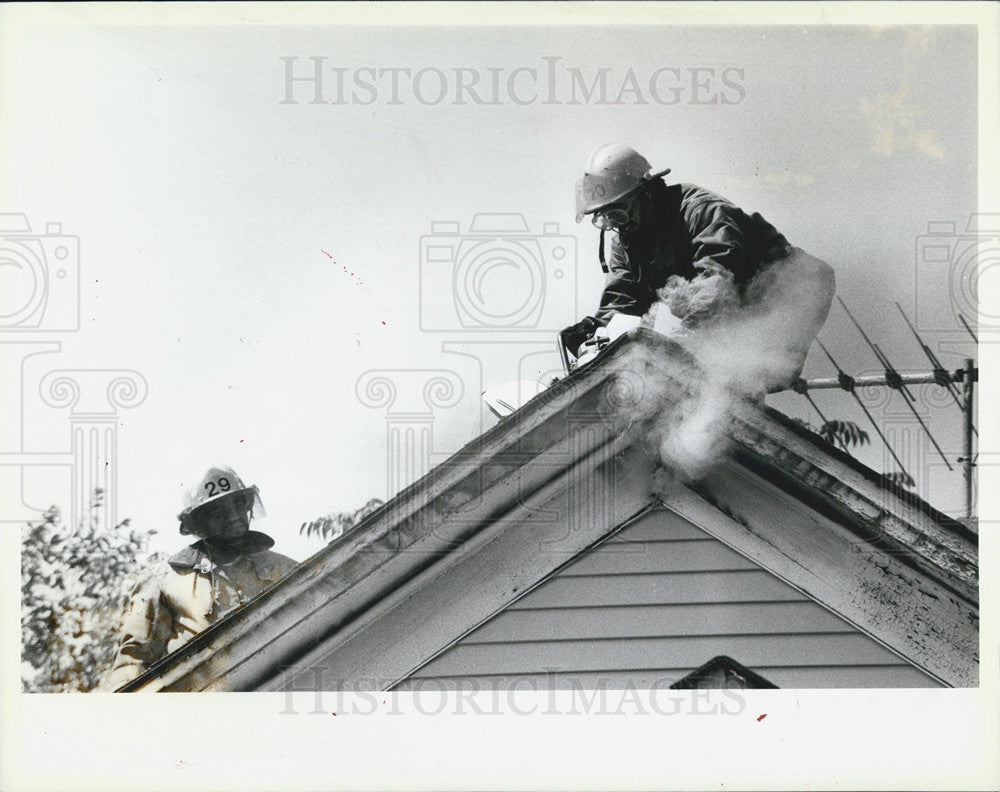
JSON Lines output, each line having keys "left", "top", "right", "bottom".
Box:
{"left": 105, "top": 531, "right": 297, "bottom": 690}
{"left": 595, "top": 180, "right": 792, "bottom": 325}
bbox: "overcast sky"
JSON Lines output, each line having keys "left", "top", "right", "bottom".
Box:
{"left": 1, "top": 9, "right": 987, "bottom": 564}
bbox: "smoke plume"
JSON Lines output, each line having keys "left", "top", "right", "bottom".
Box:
{"left": 628, "top": 250, "right": 835, "bottom": 481}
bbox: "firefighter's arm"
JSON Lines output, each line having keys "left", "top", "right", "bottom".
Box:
{"left": 688, "top": 199, "right": 752, "bottom": 283}
{"left": 665, "top": 199, "right": 746, "bottom": 325}
{"left": 594, "top": 237, "right": 654, "bottom": 325}
{"left": 104, "top": 571, "right": 171, "bottom": 690}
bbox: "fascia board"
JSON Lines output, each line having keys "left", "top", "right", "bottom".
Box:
{"left": 726, "top": 397, "right": 978, "bottom": 603}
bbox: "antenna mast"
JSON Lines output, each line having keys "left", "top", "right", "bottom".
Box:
{"left": 792, "top": 304, "right": 977, "bottom": 519}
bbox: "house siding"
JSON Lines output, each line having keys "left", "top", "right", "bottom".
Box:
{"left": 398, "top": 506, "right": 942, "bottom": 689}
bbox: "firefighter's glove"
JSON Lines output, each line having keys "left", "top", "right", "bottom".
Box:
{"left": 560, "top": 316, "right": 602, "bottom": 357}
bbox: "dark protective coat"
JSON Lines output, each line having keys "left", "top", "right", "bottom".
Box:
{"left": 595, "top": 180, "right": 791, "bottom": 325}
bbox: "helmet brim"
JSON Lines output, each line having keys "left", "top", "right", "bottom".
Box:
{"left": 574, "top": 167, "right": 671, "bottom": 223}
{"left": 177, "top": 485, "right": 261, "bottom": 534}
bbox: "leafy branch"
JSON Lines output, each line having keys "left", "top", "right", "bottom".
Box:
{"left": 791, "top": 417, "right": 912, "bottom": 489}
{"left": 818, "top": 419, "right": 870, "bottom": 449}
{"left": 300, "top": 497, "right": 384, "bottom": 542}
{"left": 21, "top": 488, "right": 163, "bottom": 692}
{"left": 881, "top": 471, "right": 917, "bottom": 489}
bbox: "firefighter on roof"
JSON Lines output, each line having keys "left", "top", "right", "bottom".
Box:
{"left": 105, "top": 465, "right": 298, "bottom": 690}
{"left": 561, "top": 144, "right": 835, "bottom": 387}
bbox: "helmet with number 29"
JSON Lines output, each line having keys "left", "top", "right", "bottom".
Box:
{"left": 177, "top": 465, "right": 265, "bottom": 537}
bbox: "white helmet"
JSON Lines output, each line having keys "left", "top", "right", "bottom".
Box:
{"left": 177, "top": 465, "right": 264, "bottom": 536}
{"left": 574, "top": 144, "right": 671, "bottom": 222}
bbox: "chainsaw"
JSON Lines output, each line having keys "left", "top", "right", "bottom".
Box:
{"left": 559, "top": 313, "right": 644, "bottom": 375}
{"left": 483, "top": 314, "right": 644, "bottom": 419}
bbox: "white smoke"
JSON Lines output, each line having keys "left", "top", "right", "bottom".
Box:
{"left": 628, "top": 249, "right": 835, "bottom": 481}
{"left": 652, "top": 373, "right": 735, "bottom": 480}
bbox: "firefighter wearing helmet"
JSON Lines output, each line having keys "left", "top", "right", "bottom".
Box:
{"left": 562, "top": 143, "right": 835, "bottom": 389}
{"left": 105, "top": 466, "right": 298, "bottom": 690}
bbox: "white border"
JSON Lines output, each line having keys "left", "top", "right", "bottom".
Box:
{"left": 1, "top": 3, "right": 997, "bottom": 790}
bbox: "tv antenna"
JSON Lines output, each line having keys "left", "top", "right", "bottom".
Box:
{"left": 791, "top": 300, "right": 977, "bottom": 519}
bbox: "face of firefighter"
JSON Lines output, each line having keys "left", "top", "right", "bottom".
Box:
{"left": 591, "top": 191, "right": 645, "bottom": 234}
{"left": 190, "top": 492, "right": 251, "bottom": 544}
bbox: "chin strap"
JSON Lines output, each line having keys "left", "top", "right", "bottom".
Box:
{"left": 599, "top": 228, "right": 608, "bottom": 273}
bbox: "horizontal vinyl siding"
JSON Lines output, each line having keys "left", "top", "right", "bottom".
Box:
{"left": 396, "top": 664, "right": 940, "bottom": 691}
{"left": 401, "top": 506, "right": 942, "bottom": 689}
{"left": 466, "top": 602, "right": 857, "bottom": 642}
{"left": 752, "top": 665, "right": 941, "bottom": 689}
{"left": 512, "top": 569, "right": 804, "bottom": 608}
{"left": 408, "top": 633, "right": 905, "bottom": 676}
{"left": 561, "top": 539, "right": 758, "bottom": 576}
